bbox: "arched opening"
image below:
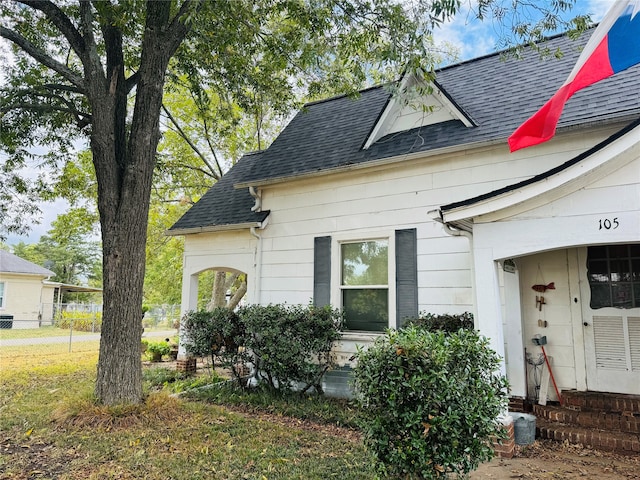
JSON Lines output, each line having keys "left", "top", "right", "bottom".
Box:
{"left": 196, "top": 267, "right": 248, "bottom": 311}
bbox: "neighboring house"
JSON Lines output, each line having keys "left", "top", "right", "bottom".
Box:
{"left": 0, "top": 250, "right": 55, "bottom": 328}
{"left": 168, "top": 30, "right": 640, "bottom": 403}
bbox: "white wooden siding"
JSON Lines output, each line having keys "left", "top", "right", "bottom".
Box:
{"left": 182, "top": 126, "right": 619, "bottom": 318}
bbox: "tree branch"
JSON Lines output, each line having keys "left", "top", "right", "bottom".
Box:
{"left": 0, "top": 26, "right": 85, "bottom": 90}
{"left": 43, "top": 83, "right": 85, "bottom": 95}
{"left": 18, "top": 0, "right": 86, "bottom": 60}
{"left": 164, "top": 0, "right": 203, "bottom": 56}
{"left": 3, "top": 87, "right": 91, "bottom": 126}
{"left": 125, "top": 71, "right": 140, "bottom": 94}
{"left": 0, "top": 101, "right": 90, "bottom": 122}
{"left": 201, "top": 114, "right": 224, "bottom": 178}
{"left": 161, "top": 103, "right": 220, "bottom": 180}
{"left": 166, "top": 161, "right": 216, "bottom": 179}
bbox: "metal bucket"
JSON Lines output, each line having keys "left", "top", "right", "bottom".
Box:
{"left": 510, "top": 412, "right": 536, "bottom": 445}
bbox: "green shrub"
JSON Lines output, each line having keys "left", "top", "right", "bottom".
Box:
{"left": 240, "top": 304, "right": 343, "bottom": 395}
{"left": 404, "top": 311, "right": 474, "bottom": 333}
{"left": 56, "top": 311, "right": 102, "bottom": 332}
{"left": 181, "top": 308, "right": 251, "bottom": 384}
{"left": 182, "top": 304, "right": 343, "bottom": 394}
{"left": 352, "top": 326, "right": 508, "bottom": 479}
{"left": 145, "top": 340, "right": 171, "bottom": 361}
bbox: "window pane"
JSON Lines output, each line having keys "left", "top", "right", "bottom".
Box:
{"left": 611, "top": 283, "right": 632, "bottom": 308}
{"left": 632, "top": 259, "right": 640, "bottom": 282}
{"left": 341, "top": 241, "right": 388, "bottom": 286}
{"left": 610, "top": 259, "right": 631, "bottom": 282}
{"left": 588, "top": 260, "right": 609, "bottom": 283}
{"left": 589, "top": 246, "right": 608, "bottom": 259}
{"left": 589, "top": 245, "right": 640, "bottom": 308}
{"left": 609, "top": 245, "right": 629, "bottom": 258}
{"left": 343, "top": 289, "right": 388, "bottom": 332}
{"left": 590, "top": 284, "right": 611, "bottom": 309}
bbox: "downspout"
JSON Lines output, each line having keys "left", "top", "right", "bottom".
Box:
{"left": 250, "top": 227, "right": 263, "bottom": 305}
{"left": 249, "top": 186, "right": 263, "bottom": 304}
{"left": 249, "top": 186, "right": 262, "bottom": 212}
{"left": 429, "top": 208, "right": 477, "bottom": 322}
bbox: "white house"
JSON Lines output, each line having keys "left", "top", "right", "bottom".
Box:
{"left": 168, "top": 29, "right": 640, "bottom": 405}
{"left": 0, "top": 250, "right": 55, "bottom": 328}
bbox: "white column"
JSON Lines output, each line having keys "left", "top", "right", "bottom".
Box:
{"left": 503, "top": 263, "right": 526, "bottom": 398}
{"left": 473, "top": 247, "right": 506, "bottom": 376}
{"left": 178, "top": 271, "right": 199, "bottom": 358}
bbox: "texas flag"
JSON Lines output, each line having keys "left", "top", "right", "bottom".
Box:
{"left": 508, "top": 0, "right": 640, "bottom": 152}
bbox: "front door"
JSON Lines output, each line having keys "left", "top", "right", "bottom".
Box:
{"left": 579, "top": 246, "right": 640, "bottom": 395}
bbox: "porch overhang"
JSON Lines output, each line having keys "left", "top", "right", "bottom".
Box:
{"left": 437, "top": 117, "right": 640, "bottom": 227}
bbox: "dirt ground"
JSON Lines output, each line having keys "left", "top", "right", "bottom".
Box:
{"left": 223, "top": 403, "right": 640, "bottom": 479}
{"left": 158, "top": 360, "right": 640, "bottom": 479}
{"left": 471, "top": 440, "right": 640, "bottom": 479}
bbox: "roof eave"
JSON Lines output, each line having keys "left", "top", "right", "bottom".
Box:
{"left": 165, "top": 220, "right": 267, "bottom": 237}
{"left": 441, "top": 118, "right": 640, "bottom": 224}
{"left": 234, "top": 138, "right": 503, "bottom": 188}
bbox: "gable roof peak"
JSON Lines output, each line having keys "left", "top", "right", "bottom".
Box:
{"left": 363, "top": 71, "right": 475, "bottom": 149}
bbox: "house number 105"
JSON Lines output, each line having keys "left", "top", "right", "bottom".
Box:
{"left": 598, "top": 218, "right": 619, "bottom": 230}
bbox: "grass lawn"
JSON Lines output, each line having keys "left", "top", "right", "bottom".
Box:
{"left": 0, "top": 346, "right": 376, "bottom": 479}
{"left": 0, "top": 325, "right": 93, "bottom": 340}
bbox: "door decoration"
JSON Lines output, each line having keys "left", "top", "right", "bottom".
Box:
{"left": 532, "top": 266, "right": 554, "bottom": 327}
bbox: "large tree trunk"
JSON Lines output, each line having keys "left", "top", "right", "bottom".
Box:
{"left": 92, "top": 2, "right": 188, "bottom": 405}
{"left": 92, "top": 60, "right": 161, "bottom": 404}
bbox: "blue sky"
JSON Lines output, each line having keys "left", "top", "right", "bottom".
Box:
{"left": 5, "top": 0, "right": 615, "bottom": 245}
{"left": 433, "top": 0, "right": 612, "bottom": 62}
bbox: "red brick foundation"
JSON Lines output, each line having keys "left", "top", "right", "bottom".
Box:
{"left": 176, "top": 356, "right": 196, "bottom": 374}
{"left": 493, "top": 417, "right": 515, "bottom": 459}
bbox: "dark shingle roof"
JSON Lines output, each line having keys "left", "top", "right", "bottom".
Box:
{"left": 0, "top": 250, "right": 55, "bottom": 276}
{"left": 168, "top": 151, "right": 269, "bottom": 233}
{"left": 170, "top": 29, "right": 640, "bottom": 233}
{"left": 238, "top": 31, "right": 639, "bottom": 186}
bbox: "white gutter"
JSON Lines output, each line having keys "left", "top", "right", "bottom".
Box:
{"left": 234, "top": 138, "right": 504, "bottom": 189}
{"left": 165, "top": 221, "right": 265, "bottom": 237}
{"left": 234, "top": 117, "right": 635, "bottom": 189}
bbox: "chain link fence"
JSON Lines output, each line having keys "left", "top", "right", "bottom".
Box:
{"left": 0, "top": 304, "right": 180, "bottom": 364}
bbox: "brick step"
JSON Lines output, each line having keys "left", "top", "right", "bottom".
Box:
{"left": 534, "top": 404, "right": 640, "bottom": 434}
{"left": 536, "top": 419, "right": 640, "bottom": 455}
{"left": 563, "top": 390, "right": 640, "bottom": 413}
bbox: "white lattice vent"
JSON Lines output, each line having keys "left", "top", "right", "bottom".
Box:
{"left": 593, "top": 316, "right": 627, "bottom": 371}
{"left": 628, "top": 316, "right": 640, "bottom": 371}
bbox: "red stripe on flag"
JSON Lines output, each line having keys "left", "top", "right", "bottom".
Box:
{"left": 508, "top": 38, "right": 615, "bottom": 152}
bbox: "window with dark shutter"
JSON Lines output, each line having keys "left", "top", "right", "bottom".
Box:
{"left": 396, "top": 228, "right": 418, "bottom": 328}
{"left": 313, "top": 236, "right": 331, "bottom": 307}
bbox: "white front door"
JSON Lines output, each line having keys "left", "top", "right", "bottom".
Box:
{"left": 579, "top": 247, "right": 640, "bottom": 395}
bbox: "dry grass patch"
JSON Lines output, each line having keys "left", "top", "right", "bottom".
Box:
{"left": 0, "top": 342, "right": 99, "bottom": 375}
{"left": 51, "top": 391, "right": 184, "bottom": 430}
{"left": 1, "top": 354, "right": 377, "bottom": 479}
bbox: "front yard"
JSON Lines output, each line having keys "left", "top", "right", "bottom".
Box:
{"left": 0, "top": 342, "right": 638, "bottom": 479}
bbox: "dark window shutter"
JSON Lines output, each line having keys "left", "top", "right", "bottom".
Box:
{"left": 396, "top": 228, "right": 418, "bottom": 328}
{"left": 314, "top": 236, "right": 331, "bottom": 307}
